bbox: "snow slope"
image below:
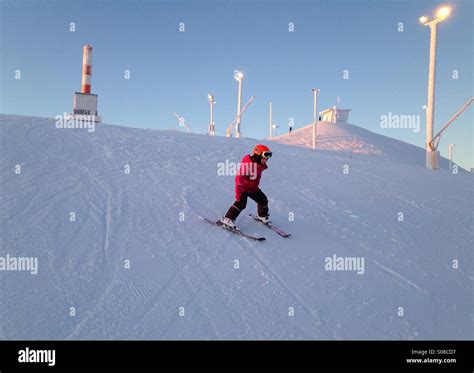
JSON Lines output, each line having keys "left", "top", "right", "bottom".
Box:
{"left": 0, "top": 114, "right": 472, "bottom": 340}
{"left": 274, "top": 121, "right": 442, "bottom": 165}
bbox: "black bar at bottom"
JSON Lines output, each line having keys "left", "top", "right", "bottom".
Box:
{"left": 0, "top": 340, "right": 472, "bottom": 372}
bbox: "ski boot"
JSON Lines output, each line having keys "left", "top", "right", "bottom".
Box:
{"left": 220, "top": 217, "right": 238, "bottom": 231}
{"left": 255, "top": 214, "right": 272, "bottom": 226}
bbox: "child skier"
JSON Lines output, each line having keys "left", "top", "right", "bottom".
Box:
{"left": 221, "top": 144, "right": 272, "bottom": 230}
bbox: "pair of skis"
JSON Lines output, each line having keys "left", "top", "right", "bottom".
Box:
{"left": 204, "top": 214, "right": 291, "bottom": 242}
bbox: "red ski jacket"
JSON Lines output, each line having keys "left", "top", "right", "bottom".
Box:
{"left": 235, "top": 154, "right": 267, "bottom": 200}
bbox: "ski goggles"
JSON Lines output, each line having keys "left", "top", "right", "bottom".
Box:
{"left": 262, "top": 151, "right": 272, "bottom": 159}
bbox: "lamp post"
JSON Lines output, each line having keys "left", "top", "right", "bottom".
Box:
{"left": 419, "top": 6, "right": 452, "bottom": 170}
{"left": 312, "top": 88, "right": 320, "bottom": 150}
{"left": 269, "top": 101, "right": 273, "bottom": 139}
{"left": 208, "top": 93, "right": 215, "bottom": 136}
{"left": 234, "top": 70, "right": 244, "bottom": 138}
{"left": 273, "top": 124, "right": 279, "bottom": 137}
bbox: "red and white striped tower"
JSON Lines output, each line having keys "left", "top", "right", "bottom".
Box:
{"left": 81, "top": 44, "right": 93, "bottom": 94}
{"left": 70, "top": 44, "right": 101, "bottom": 123}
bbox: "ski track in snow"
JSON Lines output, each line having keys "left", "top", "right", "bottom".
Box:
{"left": 371, "top": 259, "right": 428, "bottom": 295}
{"left": 182, "top": 187, "right": 330, "bottom": 338}
{"left": 23, "top": 124, "right": 131, "bottom": 339}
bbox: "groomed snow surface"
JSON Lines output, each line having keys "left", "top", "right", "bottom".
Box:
{"left": 1, "top": 115, "right": 472, "bottom": 340}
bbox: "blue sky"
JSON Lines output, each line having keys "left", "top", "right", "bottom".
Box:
{"left": 1, "top": 0, "right": 472, "bottom": 169}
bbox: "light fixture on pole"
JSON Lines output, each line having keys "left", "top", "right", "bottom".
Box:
{"left": 208, "top": 93, "right": 216, "bottom": 136}
{"left": 419, "top": 5, "right": 452, "bottom": 170}
{"left": 312, "top": 88, "right": 320, "bottom": 150}
{"left": 234, "top": 70, "right": 244, "bottom": 138}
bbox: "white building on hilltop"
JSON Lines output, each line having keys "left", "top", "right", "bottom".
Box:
{"left": 319, "top": 106, "right": 351, "bottom": 124}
